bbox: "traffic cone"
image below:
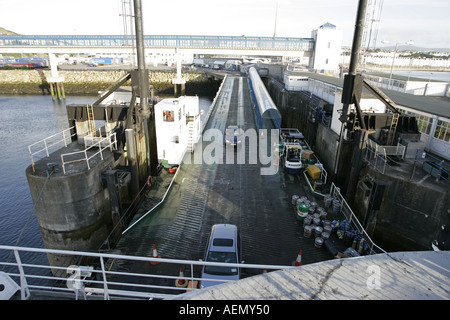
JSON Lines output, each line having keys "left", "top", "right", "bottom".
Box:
{"left": 260, "top": 130, "right": 264, "bottom": 139}
{"left": 150, "top": 244, "right": 160, "bottom": 265}
{"left": 175, "top": 266, "right": 188, "bottom": 288}
{"left": 294, "top": 250, "right": 302, "bottom": 266}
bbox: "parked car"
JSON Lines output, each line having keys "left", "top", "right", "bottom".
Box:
{"left": 200, "top": 224, "right": 242, "bottom": 288}
{"left": 225, "top": 125, "right": 242, "bottom": 148}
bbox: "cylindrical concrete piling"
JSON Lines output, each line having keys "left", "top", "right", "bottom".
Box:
{"left": 25, "top": 152, "right": 115, "bottom": 276}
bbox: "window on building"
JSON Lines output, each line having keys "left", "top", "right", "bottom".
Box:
{"left": 163, "top": 110, "right": 174, "bottom": 122}
{"left": 416, "top": 115, "right": 432, "bottom": 135}
{"left": 434, "top": 120, "right": 450, "bottom": 142}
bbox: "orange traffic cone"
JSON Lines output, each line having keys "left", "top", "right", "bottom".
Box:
{"left": 260, "top": 130, "right": 264, "bottom": 139}
{"left": 150, "top": 244, "right": 160, "bottom": 265}
{"left": 175, "top": 266, "right": 188, "bottom": 288}
{"left": 294, "top": 250, "right": 302, "bottom": 266}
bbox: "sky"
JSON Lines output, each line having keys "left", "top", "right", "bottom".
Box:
{"left": 1, "top": 0, "right": 449, "bottom": 49}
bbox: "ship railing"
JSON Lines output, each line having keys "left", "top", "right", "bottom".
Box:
{"left": 329, "top": 183, "right": 386, "bottom": 255}
{"left": 0, "top": 245, "right": 296, "bottom": 300}
{"left": 60, "top": 132, "right": 117, "bottom": 175}
{"left": 28, "top": 127, "right": 76, "bottom": 173}
{"left": 365, "top": 139, "right": 406, "bottom": 174}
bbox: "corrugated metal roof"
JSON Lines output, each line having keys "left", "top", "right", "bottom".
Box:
{"left": 380, "top": 90, "right": 450, "bottom": 118}
{"left": 176, "top": 251, "right": 450, "bottom": 300}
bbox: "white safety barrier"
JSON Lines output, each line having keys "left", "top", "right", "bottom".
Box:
{"left": 60, "top": 133, "right": 117, "bottom": 174}
{"left": 0, "top": 245, "right": 295, "bottom": 300}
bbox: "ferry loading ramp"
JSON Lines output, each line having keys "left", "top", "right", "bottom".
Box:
{"left": 106, "top": 76, "right": 343, "bottom": 285}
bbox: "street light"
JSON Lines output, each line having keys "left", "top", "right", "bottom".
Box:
{"left": 382, "top": 40, "right": 414, "bottom": 90}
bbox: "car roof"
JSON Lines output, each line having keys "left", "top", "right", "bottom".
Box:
{"left": 211, "top": 224, "right": 237, "bottom": 238}
{"left": 208, "top": 224, "right": 238, "bottom": 252}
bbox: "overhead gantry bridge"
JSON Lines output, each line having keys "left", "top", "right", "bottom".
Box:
{"left": 0, "top": 34, "right": 315, "bottom": 57}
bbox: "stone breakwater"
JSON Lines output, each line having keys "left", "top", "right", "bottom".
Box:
{"left": 0, "top": 69, "right": 220, "bottom": 96}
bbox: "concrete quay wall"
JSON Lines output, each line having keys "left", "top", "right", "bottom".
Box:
{"left": 0, "top": 69, "right": 219, "bottom": 96}
{"left": 354, "top": 165, "right": 450, "bottom": 251}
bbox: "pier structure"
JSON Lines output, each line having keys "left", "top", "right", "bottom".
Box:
{"left": 25, "top": 0, "right": 160, "bottom": 274}
{"left": 46, "top": 49, "right": 65, "bottom": 100}
{"left": 26, "top": 91, "right": 137, "bottom": 274}
{"left": 172, "top": 49, "right": 186, "bottom": 97}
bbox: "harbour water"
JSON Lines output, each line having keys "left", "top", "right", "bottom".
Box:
{"left": 0, "top": 94, "right": 212, "bottom": 269}
{"left": 0, "top": 95, "right": 95, "bottom": 277}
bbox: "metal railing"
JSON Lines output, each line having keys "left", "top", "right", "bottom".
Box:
{"left": 329, "top": 183, "right": 385, "bottom": 255}
{"left": 28, "top": 127, "right": 75, "bottom": 173}
{"left": 61, "top": 132, "right": 117, "bottom": 175}
{"left": 411, "top": 149, "right": 450, "bottom": 183}
{"left": 83, "top": 127, "right": 112, "bottom": 148}
{"left": 365, "top": 139, "right": 406, "bottom": 174}
{"left": 201, "top": 75, "right": 228, "bottom": 132}
{"left": 0, "top": 245, "right": 295, "bottom": 300}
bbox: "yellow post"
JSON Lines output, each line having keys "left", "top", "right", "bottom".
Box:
{"left": 56, "top": 82, "right": 62, "bottom": 100}
{"left": 49, "top": 82, "right": 55, "bottom": 100}
{"left": 61, "top": 82, "right": 66, "bottom": 99}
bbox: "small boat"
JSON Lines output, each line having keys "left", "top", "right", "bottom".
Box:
{"left": 280, "top": 128, "right": 307, "bottom": 175}
{"left": 280, "top": 129, "right": 330, "bottom": 196}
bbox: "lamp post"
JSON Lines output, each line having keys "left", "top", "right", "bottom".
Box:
{"left": 382, "top": 40, "right": 414, "bottom": 90}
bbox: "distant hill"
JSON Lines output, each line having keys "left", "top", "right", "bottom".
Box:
{"left": 0, "top": 27, "right": 19, "bottom": 35}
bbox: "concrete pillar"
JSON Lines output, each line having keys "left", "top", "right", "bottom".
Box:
{"left": 26, "top": 153, "right": 115, "bottom": 276}
{"left": 47, "top": 48, "right": 65, "bottom": 100}
{"left": 172, "top": 48, "right": 186, "bottom": 97}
